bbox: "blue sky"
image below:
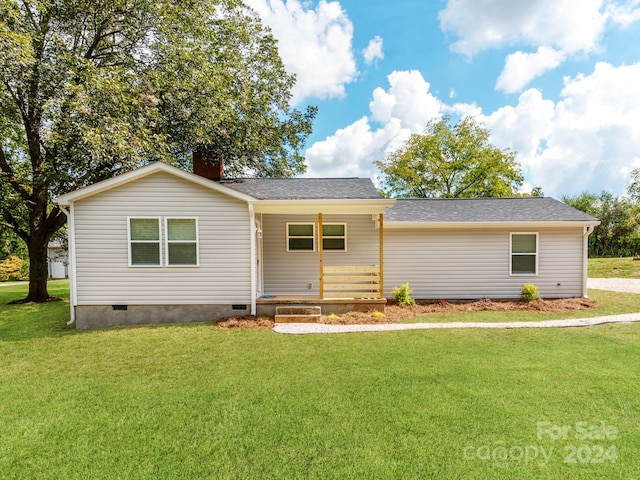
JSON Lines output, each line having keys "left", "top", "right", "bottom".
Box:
{"left": 246, "top": 0, "right": 640, "bottom": 198}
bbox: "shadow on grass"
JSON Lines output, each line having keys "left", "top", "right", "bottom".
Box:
{"left": 0, "top": 280, "right": 77, "bottom": 342}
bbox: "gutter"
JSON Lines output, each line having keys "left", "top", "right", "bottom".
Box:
{"left": 583, "top": 225, "right": 596, "bottom": 298}
{"left": 58, "top": 205, "right": 76, "bottom": 325}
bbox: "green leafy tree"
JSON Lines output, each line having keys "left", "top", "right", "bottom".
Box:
{"left": 0, "top": 0, "right": 316, "bottom": 301}
{"left": 529, "top": 186, "right": 544, "bottom": 197}
{"left": 627, "top": 168, "right": 640, "bottom": 203}
{"left": 0, "top": 225, "right": 26, "bottom": 261}
{"left": 376, "top": 116, "right": 523, "bottom": 198}
{"left": 563, "top": 192, "right": 640, "bottom": 257}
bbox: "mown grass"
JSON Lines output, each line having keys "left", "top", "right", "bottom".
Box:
{"left": 1, "top": 281, "right": 639, "bottom": 479}
{"left": 589, "top": 257, "right": 640, "bottom": 278}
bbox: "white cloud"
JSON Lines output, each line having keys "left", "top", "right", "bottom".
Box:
{"left": 482, "top": 62, "right": 640, "bottom": 197}
{"left": 439, "top": 0, "right": 607, "bottom": 56}
{"left": 369, "top": 70, "right": 443, "bottom": 130}
{"left": 307, "top": 61, "right": 640, "bottom": 198}
{"left": 496, "top": 47, "right": 566, "bottom": 93}
{"left": 306, "top": 70, "right": 448, "bottom": 178}
{"left": 438, "top": 0, "right": 639, "bottom": 92}
{"left": 304, "top": 117, "right": 411, "bottom": 178}
{"left": 606, "top": 0, "right": 640, "bottom": 27}
{"left": 245, "top": 0, "right": 358, "bottom": 103}
{"left": 362, "top": 35, "right": 384, "bottom": 65}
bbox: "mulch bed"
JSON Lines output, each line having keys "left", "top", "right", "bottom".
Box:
{"left": 216, "top": 297, "right": 599, "bottom": 329}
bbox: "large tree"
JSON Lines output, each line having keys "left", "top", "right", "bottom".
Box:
{"left": 0, "top": 0, "right": 316, "bottom": 302}
{"left": 376, "top": 116, "right": 523, "bottom": 198}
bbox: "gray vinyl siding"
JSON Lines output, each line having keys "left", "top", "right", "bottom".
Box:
{"left": 261, "top": 214, "right": 379, "bottom": 295}
{"left": 73, "top": 171, "right": 251, "bottom": 305}
{"left": 384, "top": 227, "right": 585, "bottom": 299}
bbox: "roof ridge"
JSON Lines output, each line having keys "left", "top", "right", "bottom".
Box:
{"left": 395, "top": 196, "right": 548, "bottom": 200}
{"left": 222, "top": 177, "right": 367, "bottom": 180}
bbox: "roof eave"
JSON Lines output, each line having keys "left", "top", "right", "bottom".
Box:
{"left": 384, "top": 220, "right": 601, "bottom": 229}
{"left": 252, "top": 198, "right": 396, "bottom": 215}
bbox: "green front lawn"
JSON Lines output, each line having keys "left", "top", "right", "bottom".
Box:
{"left": 1, "top": 281, "right": 639, "bottom": 479}
{"left": 589, "top": 257, "right": 640, "bottom": 278}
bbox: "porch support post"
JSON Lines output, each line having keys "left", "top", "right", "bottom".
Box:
{"left": 318, "top": 213, "right": 324, "bottom": 298}
{"left": 379, "top": 213, "right": 384, "bottom": 299}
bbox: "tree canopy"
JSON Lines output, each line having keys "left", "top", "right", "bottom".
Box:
{"left": 563, "top": 191, "right": 640, "bottom": 257}
{"left": 376, "top": 116, "right": 523, "bottom": 198}
{"left": 0, "top": 0, "right": 316, "bottom": 301}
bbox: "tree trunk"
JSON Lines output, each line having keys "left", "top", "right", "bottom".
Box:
{"left": 24, "top": 234, "right": 51, "bottom": 302}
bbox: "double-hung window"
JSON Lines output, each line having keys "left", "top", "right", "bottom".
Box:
{"left": 128, "top": 217, "right": 198, "bottom": 266}
{"left": 287, "top": 223, "right": 315, "bottom": 251}
{"left": 322, "top": 223, "right": 347, "bottom": 251}
{"left": 129, "top": 217, "right": 161, "bottom": 266}
{"left": 286, "top": 222, "right": 348, "bottom": 252}
{"left": 510, "top": 233, "right": 538, "bottom": 275}
{"left": 166, "top": 218, "right": 198, "bottom": 266}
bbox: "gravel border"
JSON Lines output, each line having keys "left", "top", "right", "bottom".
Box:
{"left": 273, "top": 314, "right": 640, "bottom": 334}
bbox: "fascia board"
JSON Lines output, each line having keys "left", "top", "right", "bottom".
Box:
{"left": 251, "top": 199, "right": 396, "bottom": 215}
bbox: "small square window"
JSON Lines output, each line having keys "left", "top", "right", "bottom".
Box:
{"left": 287, "top": 223, "right": 315, "bottom": 251}
{"left": 322, "top": 223, "right": 346, "bottom": 251}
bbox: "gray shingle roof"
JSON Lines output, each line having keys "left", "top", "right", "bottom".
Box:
{"left": 386, "top": 197, "right": 599, "bottom": 223}
{"left": 220, "top": 178, "right": 381, "bottom": 200}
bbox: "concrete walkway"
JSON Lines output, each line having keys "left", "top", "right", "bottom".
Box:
{"left": 588, "top": 277, "right": 640, "bottom": 293}
{"left": 0, "top": 281, "right": 27, "bottom": 288}
{"left": 274, "top": 278, "right": 640, "bottom": 335}
{"left": 273, "top": 314, "right": 640, "bottom": 334}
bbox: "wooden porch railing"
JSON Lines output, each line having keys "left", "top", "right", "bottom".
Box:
{"left": 321, "top": 265, "right": 382, "bottom": 299}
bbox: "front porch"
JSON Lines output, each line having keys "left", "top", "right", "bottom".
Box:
{"left": 253, "top": 206, "right": 391, "bottom": 319}
{"left": 256, "top": 295, "right": 387, "bottom": 317}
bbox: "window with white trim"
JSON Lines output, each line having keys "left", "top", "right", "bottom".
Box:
{"left": 166, "top": 218, "right": 198, "bottom": 266}
{"left": 129, "top": 217, "right": 161, "bottom": 266}
{"left": 322, "top": 223, "right": 347, "bottom": 251}
{"left": 287, "top": 223, "right": 315, "bottom": 251}
{"left": 510, "top": 233, "right": 538, "bottom": 275}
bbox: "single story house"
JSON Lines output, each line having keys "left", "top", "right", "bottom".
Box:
{"left": 56, "top": 159, "right": 599, "bottom": 329}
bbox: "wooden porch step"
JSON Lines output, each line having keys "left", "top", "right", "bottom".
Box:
{"left": 275, "top": 306, "right": 322, "bottom": 323}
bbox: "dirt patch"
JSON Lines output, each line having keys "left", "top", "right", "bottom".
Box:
{"left": 216, "top": 317, "right": 275, "bottom": 329}
{"left": 216, "top": 297, "right": 599, "bottom": 329}
{"left": 326, "top": 297, "right": 599, "bottom": 325}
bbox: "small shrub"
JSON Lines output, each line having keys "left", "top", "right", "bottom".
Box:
{"left": 520, "top": 283, "right": 540, "bottom": 302}
{"left": 392, "top": 282, "right": 415, "bottom": 306}
{"left": 371, "top": 310, "right": 385, "bottom": 318}
{"left": 327, "top": 313, "right": 340, "bottom": 319}
{"left": 0, "top": 255, "right": 27, "bottom": 281}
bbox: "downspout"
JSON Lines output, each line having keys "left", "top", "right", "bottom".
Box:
{"left": 59, "top": 205, "right": 76, "bottom": 325}
{"left": 249, "top": 203, "right": 257, "bottom": 316}
{"left": 582, "top": 225, "right": 595, "bottom": 298}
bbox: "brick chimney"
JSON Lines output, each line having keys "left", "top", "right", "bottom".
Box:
{"left": 193, "top": 152, "right": 224, "bottom": 181}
